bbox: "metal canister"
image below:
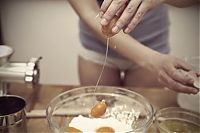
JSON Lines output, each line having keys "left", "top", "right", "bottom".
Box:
{"left": 0, "top": 95, "right": 27, "bottom": 133}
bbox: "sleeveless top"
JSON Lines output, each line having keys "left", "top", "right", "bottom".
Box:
{"left": 79, "top": 0, "right": 170, "bottom": 59}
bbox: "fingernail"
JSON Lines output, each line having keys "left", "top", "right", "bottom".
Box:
{"left": 101, "top": 18, "right": 108, "bottom": 25}
{"left": 124, "top": 28, "right": 130, "bottom": 33}
{"left": 112, "top": 26, "right": 119, "bottom": 33}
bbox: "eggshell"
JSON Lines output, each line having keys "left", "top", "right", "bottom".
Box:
{"left": 102, "top": 16, "right": 118, "bottom": 37}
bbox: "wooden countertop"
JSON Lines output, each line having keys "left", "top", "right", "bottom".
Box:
{"left": 8, "top": 83, "right": 178, "bottom": 133}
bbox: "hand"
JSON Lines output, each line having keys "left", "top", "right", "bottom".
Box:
{"left": 100, "top": 0, "right": 165, "bottom": 34}
{"left": 147, "top": 53, "right": 199, "bottom": 94}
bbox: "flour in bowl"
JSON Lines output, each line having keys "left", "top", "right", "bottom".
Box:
{"left": 68, "top": 115, "right": 132, "bottom": 132}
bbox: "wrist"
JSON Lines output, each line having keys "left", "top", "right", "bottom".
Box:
{"left": 140, "top": 51, "right": 162, "bottom": 71}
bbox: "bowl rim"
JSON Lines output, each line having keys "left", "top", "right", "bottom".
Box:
{"left": 0, "top": 95, "right": 26, "bottom": 117}
{"left": 0, "top": 45, "right": 14, "bottom": 59}
{"left": 46, "top": 86, "right": 154, "bottom": 132}
{"left": 155, "top": 106, "right": 200, "bottom": 118}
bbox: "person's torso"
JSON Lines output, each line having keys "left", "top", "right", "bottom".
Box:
{"left": 79, "top": 1, "right": 170, "bottom": 58}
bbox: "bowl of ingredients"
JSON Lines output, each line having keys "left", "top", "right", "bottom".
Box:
{"left": 46, "top": 86, "right": 154, "bottom": 133}
{"left": 155, "top": 107, "right": 200, "bottom": 133}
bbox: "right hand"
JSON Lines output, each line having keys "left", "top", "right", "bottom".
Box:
{"left": 100, "top": 0, "right": 165, "bottom": 34}
{"left": 147, "top": 53, "right": 199, "bottom": 94}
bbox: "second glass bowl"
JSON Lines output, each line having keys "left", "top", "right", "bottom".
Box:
{"left": 155, "top": 107, "right": 200, "bottom": 133}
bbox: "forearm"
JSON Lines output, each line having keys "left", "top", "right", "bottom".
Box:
{"left": 165, "top": 0, "right": 199, "bottom": 8}
{"left": 69, "top": 0, "right": 159, "bottom": 68}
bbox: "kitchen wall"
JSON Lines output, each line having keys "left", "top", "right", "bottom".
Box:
{"left": 1, "top": 1, "right": 199, "bottom": 85}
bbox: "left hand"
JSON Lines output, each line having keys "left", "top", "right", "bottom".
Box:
{"left": 100, "top": 0, "right": 165, "bottom": 34}
{"left": 147, "top": 53, "right": 199, "bottom": 94}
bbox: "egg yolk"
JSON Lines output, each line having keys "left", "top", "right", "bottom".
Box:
{"left": 90, "top": 100, "right": 107, "bottom": 118}
{"left": 96, "top": 126, "right": 115, "bottom": 133}
{"left": 65, "top": 126, "right": 82, "bottom": 133}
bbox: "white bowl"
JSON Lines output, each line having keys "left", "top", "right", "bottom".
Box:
{"left": 0, "top": 45, "right": 13, "bottom": 66}
{"left": 0, "top": 45, "right": 13, "bottom": 58}
{"left": 177, "top": 93, "right": 200, "bottom": 113}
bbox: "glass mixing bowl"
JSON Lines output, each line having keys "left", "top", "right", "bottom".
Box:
{"left": 46, "top": 86, "right": 154, "bottom": 133}
{"left": 155, "top": 107, "right": 200, "bottom": 133}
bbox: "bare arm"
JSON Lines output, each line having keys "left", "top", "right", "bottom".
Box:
{"left": 100, "top": 0, "right": 199, "bottom": 34}
{"left": 68, "top": 0, "right": 158, "bottom": 67}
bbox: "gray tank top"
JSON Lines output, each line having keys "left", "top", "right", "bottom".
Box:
{"left": 79, "top": 2, "right": 170, "bottom": 59}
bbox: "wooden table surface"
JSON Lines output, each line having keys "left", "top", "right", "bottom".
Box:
{"left": 8, "top": 83, "right": 178, "bottom": 133}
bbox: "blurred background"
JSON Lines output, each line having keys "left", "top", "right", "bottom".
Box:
{"left": 0, "top": 0, "right": 199, "bottom": 85}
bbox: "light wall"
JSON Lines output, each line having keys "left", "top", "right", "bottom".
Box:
{"left": 1, "top": 1, "right": 199, "bottom": 85}
{"left": 169, "top": 5, "right": 199, "bottom": 57}
{"left": 1, "top": 1, "right": 80, "bottom": 85}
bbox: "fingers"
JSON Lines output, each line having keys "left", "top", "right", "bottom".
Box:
{"left": 100, "top": 0, "right": 113, "bottom": 16}
{"left": 158, "top": 71, "right": 198, "bottom": 94}
{"left": 101, "top": 0, "right": 149, "bottom": 34}
{"left": 112, "top": 0, "right": 142, "bottom": 34}
{"left": 164, "top": 65, "right": 194, "bottom": 85}
{"left": 124, "top": 2, "right": 148, "bottom": 33}
{"left": 175, "top": 58, "right": 192, "bottom": 71}
{"left": 101, "top": 0, "right": 128, "bottom": 26}
{"left": 115, "top": 4, "right": 126, "bottom": 17}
